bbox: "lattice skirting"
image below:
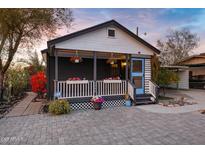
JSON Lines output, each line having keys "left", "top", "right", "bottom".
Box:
{"left": 68, "top": 95, "right": 126, "bottom": 111}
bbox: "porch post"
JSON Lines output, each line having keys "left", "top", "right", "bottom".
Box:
{"left": 54, "top": 47, "right": 58, "bottom": 81}
{"left": 125, "top": 54, "right": 129, "bottom": 93}
{"left": 54, "top": 46, "right": 58, "bottom": 100}
{"left": 93, "top": 51, "right": 97, "bottom": 95}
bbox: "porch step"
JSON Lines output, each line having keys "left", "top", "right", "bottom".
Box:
{"left": 135, "top": 100, "right": 155, "bottom": 105}
{"left": 136, "top": 94, "right": 152, "bottom": 97}
{"left": 134, "top": 93, "right": 154, "bottom": 105}
{"left": 135, "top": 94, "right": 152, "bottom": 100}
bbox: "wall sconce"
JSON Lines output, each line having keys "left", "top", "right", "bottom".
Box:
{"left": 121, "top": 62, "right": 126, "bottom": 67}
{"left": 110, "top": 60, "right": 115, "bottom": 65}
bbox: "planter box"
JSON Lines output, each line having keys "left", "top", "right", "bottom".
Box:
{"left": 103, "top": 80, "right": 122, "bottom": 83}
{"left": 66, "top": 80, "right": 89, "bottom": 84}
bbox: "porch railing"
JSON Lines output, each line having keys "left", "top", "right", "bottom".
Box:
{"left": 148, "top": 80, "right": 159, "bottom": 102}
{"left": 128, "top": 81, "right": 135, "bottom": 100}
{"left": 96, "top": 80, "right": 126, "bottom": 96}
{"left": 54, "top": 80, "right": 95, "bottom": 99}
{"left": 54, "top": 80, "right": 127, "bottom": 99}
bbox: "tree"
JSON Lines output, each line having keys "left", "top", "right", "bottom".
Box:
{"left": 5, "top": 65, "right": 29, "bottom": 98}
{"left": 157, "top": 28, "right": 199, "bottom": 65}
{"left": 19, "top": 50, "right": 45, "bottom": 75}
{"left": 157, "top": 68, "right": 179, "bottom": 96}
{"left": 0, "top": 9, "right": 73, "bottom": 100}
{"left": 151, "top": 54, "right": 160, "bottom": 83}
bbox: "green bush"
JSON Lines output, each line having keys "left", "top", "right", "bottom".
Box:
{"left": 5, "top": 65, "right": 29, "bottom": 97}
{"left": 48, "top": 99, "right": 70, "bottom": 115}
{"left": 157, "top": 68, "right": 179, "bottom": 96}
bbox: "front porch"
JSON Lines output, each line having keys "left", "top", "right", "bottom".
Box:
{"left": 49, "top": 48, "right": 158, "bottom": 110}
{"left": 50, "top": 48, "right": 130, "bottom": 99}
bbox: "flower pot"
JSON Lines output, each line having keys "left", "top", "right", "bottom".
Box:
{"left": 93, "top": 102, "right": 102, "bottom": 110}
{"left": 125, "top": 100, "right": 132, "bottom": 107}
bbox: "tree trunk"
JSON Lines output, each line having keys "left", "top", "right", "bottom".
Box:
{"left": 0, "top": 71, "right": 4, "bottom": 101}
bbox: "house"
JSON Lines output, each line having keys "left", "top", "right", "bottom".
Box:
{"left": 41, "top": 20, "right": 160, "bottom": 110}
{"left": 178, "top": 53, "right": 205, "bottom": 89}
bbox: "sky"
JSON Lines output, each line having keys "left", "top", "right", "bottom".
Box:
{"left": 38, "top": 8, "right": 205, "bottom": 55}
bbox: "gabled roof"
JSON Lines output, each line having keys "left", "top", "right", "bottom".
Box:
{"left": 47, "top": 20, "right": 160, "bottom": 54}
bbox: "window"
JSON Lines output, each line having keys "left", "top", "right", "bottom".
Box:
{"left": 132, "top": 60, "right": 142, "bottom": 72}
{"left": 108, "top": 29, "right": 115, "bottom": 37}
{"left": 133, "top": 77, "right": 142, "bottom": 88}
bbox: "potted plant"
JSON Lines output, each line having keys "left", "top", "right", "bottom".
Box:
{"left": 91, "top": 96, "right": 105, "bottom": 110}
{"left": 125, "top": 94, "right": 132, "bottom": 107}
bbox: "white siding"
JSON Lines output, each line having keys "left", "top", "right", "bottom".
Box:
{"left": 55, "top": 26, "right": 155, "bottom": 55}
{"left": 168, "top": 70, "right": 189, "bottom": 89}
{"left": 144, "top": 58, "right": 151, "bottom": 93}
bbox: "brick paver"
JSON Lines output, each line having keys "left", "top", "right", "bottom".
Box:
{"left": 1, "top": 106, "right": 205, "bottom": 144}
{"left": 6, "top": 92, "right": 38, "bottom": 117}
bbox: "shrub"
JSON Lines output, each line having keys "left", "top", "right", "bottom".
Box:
{"left": 30, "top": 71, "right": 47, "bottom": 98}
{"left": 48, "top": 99, "right": 70, "bottom": 115}
{"left": 157, "top": 68, "right": 179, "bottom": 96}
{"left": 5, "top": 65, "right": 29, "bottom": 97}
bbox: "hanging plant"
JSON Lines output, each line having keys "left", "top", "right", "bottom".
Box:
{"left": 70, "top": 56, "right": 82, "bottom": 63}
{"left": 70, "top": 51, "right": 82, "bottom": 63}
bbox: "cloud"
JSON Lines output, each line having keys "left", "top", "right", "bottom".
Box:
{"left": 36, "top": 8, "right": 205, "bottom": 53}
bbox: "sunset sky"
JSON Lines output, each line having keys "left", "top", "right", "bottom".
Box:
{"left": 38, "top": 8, "right": 205, "bottom": 55}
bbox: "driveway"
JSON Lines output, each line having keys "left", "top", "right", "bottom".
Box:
{"left": 0, "top": 106, "right": 205, "bottom": 144}
{"left": 137, "top": 89, "right": 205, "bottom": 114}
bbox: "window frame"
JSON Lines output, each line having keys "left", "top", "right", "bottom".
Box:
{"left": 107, "top": 28, "right": 116, "bottom": 38}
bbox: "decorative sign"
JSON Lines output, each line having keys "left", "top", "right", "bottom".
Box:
{"left": 54, "top": 92, "right": 61, "bottom": 98}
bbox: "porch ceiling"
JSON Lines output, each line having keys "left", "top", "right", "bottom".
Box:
{"left": 56, "top": 48, "right": 127, "bottom": 60}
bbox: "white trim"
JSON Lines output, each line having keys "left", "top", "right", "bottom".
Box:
{"left": 66, "top": 80, "right": 89, "bottom": 84}
{"left": 103, "top": 80, "right": 122, "bottom": 83}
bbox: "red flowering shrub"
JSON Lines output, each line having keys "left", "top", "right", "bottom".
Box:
{"left": 30, "top": 71, "right": 47, "bottom": 97}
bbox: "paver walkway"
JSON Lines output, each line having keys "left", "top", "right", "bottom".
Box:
{"left": 137, "top": 89, "right": 205, "bottom": 114}
{"left": 0, "top": 106, "right": 205, "bottom": 144}
{"left": 6, "top": 92, "right": 38, "bottom": 117}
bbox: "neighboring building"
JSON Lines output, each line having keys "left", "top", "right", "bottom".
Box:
{"left": 161, "top": 66, "right": 189, "bottom": 90}
{"left": 41, "top": 20, "right": 160, "bottom": 110}
{"left": 178, "top": 53, "right": 205, "bottom": 89}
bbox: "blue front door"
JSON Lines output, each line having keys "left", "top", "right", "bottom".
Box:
{"left": 131, "top": 58, "right": 145, "bottom": 94}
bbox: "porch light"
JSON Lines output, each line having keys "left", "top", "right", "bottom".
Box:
{"left": 110, "top": 60, "right": 115, "bottom": 65}
{"left": 106, "top": 59, "right": 116, "bottom": 65}
{"left": 121, "top": 62, "right": 126, "bottom": 67}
